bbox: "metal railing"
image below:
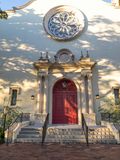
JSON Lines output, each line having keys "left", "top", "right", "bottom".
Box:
{"left": 41, "top": 113, "right": 49, "bottom": 145}
{"left": 81, "top": 113, "right": 89, "bottom": 146}
{"left": 101, "top": 112, "right": 120, "bottom": 123}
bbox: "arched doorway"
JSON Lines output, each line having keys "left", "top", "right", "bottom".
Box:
{"left": 52, "top": 78, "right": 78, "bottom": 124}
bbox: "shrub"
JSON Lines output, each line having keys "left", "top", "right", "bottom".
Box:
{"left": 99, "top": 97, "right": 120, "bottom": 123}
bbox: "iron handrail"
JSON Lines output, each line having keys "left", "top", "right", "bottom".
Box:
{"left": 1, "top": 96, "right": 12, "bottom": 143}
{"left": 41, "top": 113, "right": 49, "bottom": 145}
{"left": 8, "top": 112, "right": 23, "bottom": 128}
{"left": 81, "top": 113, "right": 89, "bottom": 146}
{"left": 101, "top": 112, "right": 120, "bottom": 123}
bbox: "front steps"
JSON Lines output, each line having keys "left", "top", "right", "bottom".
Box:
{"left": 46, "top": 125, "right": 85, "bottom": 143}
{"left": 89, "top": 126, "right": 117, "bottom": 144}
{"left": 15, "top": 127, "right": 43, "bottom": 143}
{"left": 15, "top": 124, "right": 117, "bottom": 144}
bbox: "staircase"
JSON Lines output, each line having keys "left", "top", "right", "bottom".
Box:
{"left": 88, "top": 126, "right": 117, "bottom": 144}
{"left": 46, "top": 125, "right": 85, "bottom": 143}
{"left": 15, "top": 124, "right": 117, "bottom": 144}
{"left": 15, "top": 126, "right": 43, "bottom": 143}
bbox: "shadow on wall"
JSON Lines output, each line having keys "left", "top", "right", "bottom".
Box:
{"left": 97, "top": 59, "right": 120, "bottom": 92}
{"left": 0, "top": 9, "right": 120, "bottom": 97}
{"left": 0, "top": 9, "right": 120, "bottom": 59}
{"left": 78, "top": 15, "right": 120, "bottom": 93}
{"left": 0, "top": 9, "right": 43, "bottom": 87}
{"left": 76, "top": 15, "right": 120, "bottom": 60}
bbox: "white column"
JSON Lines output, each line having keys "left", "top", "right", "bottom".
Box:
{"left": 112, "top": 0, "right": 120, "bottom": 6}
{"left": 42, "top": 75, "right": 48, "bottom": 114}
{"left": 81, "top": 75, "right": 87, "bottom": 113}
{"left": 77, "top": 80, "right": 82, "bottom": 125}
{"left": 87, "top": 74, "right": 94, "bottom": 113}
{"left": 38, "top": 75, "right": 44, "bottom": 113}
{"left": 48, "top": 78, "right": 53, "bottom": 125}
{"left": 36, "top": 79, "right": 41, "bottom": 113}
{"left": 84, "top": 75, "right": 89, "bottom": 113}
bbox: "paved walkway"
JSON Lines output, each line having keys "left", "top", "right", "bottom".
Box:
{"left": 0, "top": 143, "right": 120, "bottom": 160}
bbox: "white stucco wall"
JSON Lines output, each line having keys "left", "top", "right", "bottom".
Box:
{"left": 0, "top": 0, "right": 120, "bottom": 112}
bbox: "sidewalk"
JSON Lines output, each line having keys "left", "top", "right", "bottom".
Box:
{"left": 0, "top": 143, "right": 120, "bottom": 160}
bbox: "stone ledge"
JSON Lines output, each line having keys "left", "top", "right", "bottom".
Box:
{"left": 101, "top": 121, "right": 120, "bottom": 144}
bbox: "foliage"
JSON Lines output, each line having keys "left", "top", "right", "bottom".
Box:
{"left": 2, "top": 106, "right": 21, "bottom": 128}
{"left": 0, "top": 126, "right": 4, "bottom": 143}
{"left": 99, "top": 97, "right": 120, "bottom": 123}
{"left": 0, "top": 10, "right": 8, "bottom": 19}
{"left": 0, "top": 106, "right": 22, "bottom": 143}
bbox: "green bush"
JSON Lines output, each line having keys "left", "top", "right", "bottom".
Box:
{"left": 0, "top": 106, "right": 22, "bottom": 143}
{"left": 99, "top": 97, "right": 120, "bottom": 123}
{"left": 0, "top": 127, "right": 4, "bottom": 143}
{"left": 0, "top": 10, "right": 8, "bottom": 19}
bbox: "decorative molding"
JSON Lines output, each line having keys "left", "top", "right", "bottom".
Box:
{"left": 34, "top": 50, "right": 96, "bottom": 76}
{"left": 55, "top": 48, "right": 75, "bottom": 63}
{"left": 9, "top": 85, "right": 21, "bottom": 95}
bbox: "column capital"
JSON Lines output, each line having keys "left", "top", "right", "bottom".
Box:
{"left": 38, "top": 71, "right": 49, "bottom": 78}
{"left": 87, "top": 73, "right": 92, "bottom": 79}
{"left": 81, "top": 71, "right": 92, "bottom": 78}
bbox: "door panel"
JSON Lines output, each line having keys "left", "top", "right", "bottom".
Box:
{"left": 52, "top": 79, "right": 78, "bottom": 124}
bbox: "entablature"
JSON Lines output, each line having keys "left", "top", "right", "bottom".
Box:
{"left": 33, "top": 50, "right": 96, "bottom": 76}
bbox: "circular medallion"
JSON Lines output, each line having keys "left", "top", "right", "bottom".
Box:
{"left": 43, "top": 5, "right": 85, "bottom": 41}
{"left": 55, "top": 49, "right": 74, "bottom": 63}
{"left": 59, "top": 52, "right": 71, "bottom": 63}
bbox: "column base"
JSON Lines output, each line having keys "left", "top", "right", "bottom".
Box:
{"left": 83, "top": 113, "right": 96, "bottom": 126}
{"left": 29, "top": 113, "right": 48, "bottom": 126}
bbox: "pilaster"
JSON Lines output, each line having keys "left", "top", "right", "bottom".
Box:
{"left": 80, "top": 75, "right": 87, "bottom": 113}
{"left": 87, "top": 73, "right": 95, "bottom": 113}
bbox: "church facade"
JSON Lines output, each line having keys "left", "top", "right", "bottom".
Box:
{"left": 33, "top": 49, "right": 97, "bottom": 124}
{"left": 0, "top": 0, "right": 120, "bottom": 125}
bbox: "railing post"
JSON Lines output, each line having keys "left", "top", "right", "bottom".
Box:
{"left": 81, "top": 113, "right": 89, "bottom": 146}
{"left": 41, "top": 113, "right": 49, "bottom": 146}
{"left": 2, "top": 112, "right": 7, "bottom": 143}
{"left": 20, "top": 113, "right": 23, "bottom": 123}
{"left": 109, "top": 113, "right": 111, "bottom": 123}
{"left": 6, "top": 127, "right": 9, "bottom": 146}
{"left": 86, "top": 126, "right": 89, "bottom": 146}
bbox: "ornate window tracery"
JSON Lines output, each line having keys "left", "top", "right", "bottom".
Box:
{"left": 43, "top": 5, "right": 85, "bottom": 41}
{"left": 48, "top": 11, "right": 81, "bottom": 39}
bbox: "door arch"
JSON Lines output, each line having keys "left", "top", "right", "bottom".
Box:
{"left": 52, "top": 78, "right": 78, "bottom": 124}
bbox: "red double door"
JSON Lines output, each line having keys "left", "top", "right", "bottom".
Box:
{"left": 52, "top": 79, "right": 78, "bottom": 124}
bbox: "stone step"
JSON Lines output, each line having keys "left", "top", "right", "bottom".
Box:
{"left": 21, "top": 127, "right": 42, "bottom": 131}
{"left": 89, "top": 139, "right": 117, "bottom": 144}
{"left": 15, "top": 125, "right": 117, "bottom": 144}
{"left": 15, "top": 138, "right": 42, "bottom": 143}
{"left": 17, "top": 134, "right": 42, "bottom": 138}
{"left": 46, "top": 135, "right": 86, "bottom": 140}
{"left": 16, "top": 138, "right": 87, "bottom": 143}
{"left": 19, "top": 131, "right": 40, "bottom": 134}
{"left": 45, "top": 138, "right": 86, "bottom": 143}
{"left": 16, "top": 136, "right": 117, "bottom": 144}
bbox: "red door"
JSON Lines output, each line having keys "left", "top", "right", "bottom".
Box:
{"left": 52, "top": 79, "right": 78, "bottom": 124}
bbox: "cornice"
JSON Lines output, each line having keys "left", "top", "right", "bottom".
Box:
{"left": 33, "top": 60, "right": 51, "bottom": 70}
{"left": 77, "top": 57, "right": 96, "bottom": 69}
{"left": 33, "top": 57, "right": 96, "bottom": 72}
{"left": 5, "top": 0, "right": 36, "bottom": 13}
